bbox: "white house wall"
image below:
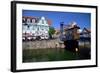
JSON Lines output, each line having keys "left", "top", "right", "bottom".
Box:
{"left": 22, "top": 16, "right": 50, "bottom": 40}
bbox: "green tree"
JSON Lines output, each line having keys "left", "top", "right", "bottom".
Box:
{"left": 48, "top": 26, "right": 55, "bottom": 38}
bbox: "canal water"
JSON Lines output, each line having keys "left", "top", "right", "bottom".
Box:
{"left": 23, "top": 47, "right": 90, "bottom": 63}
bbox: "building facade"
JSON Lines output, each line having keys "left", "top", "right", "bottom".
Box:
{"left": 22, "top": 16, "right": 50, "bottom": 40}
{"left": 60, "top": 22, "right": 80, "bottom": 41}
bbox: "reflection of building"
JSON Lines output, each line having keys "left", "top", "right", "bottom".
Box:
{"left": 22, "top": 16, "right": 51, "bottom": 40}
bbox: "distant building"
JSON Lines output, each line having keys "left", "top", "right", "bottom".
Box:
{"left": 60, "top": 21, "right": 80, "bottom": 52}
{"left": 60, "top": 21, "right": 80, "bottom": 41}
{"left": 80, "top": 28, "right": 91, "bottom": 38}
{"left": 22, "top": 16, "right": 51, "bottom": 40}
{"left": 79, "top": 28, "right": 91, "bottom": 47}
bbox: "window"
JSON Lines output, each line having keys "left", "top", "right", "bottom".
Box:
{"left": 37, "top": 27, "right": 39, "bottom": 31}
{"left": 22, "top": 18, "right": 26, "bottom": 23}
{"left": 42, "top": 20, "right": 44, "bottom": 24}
{"left": 27, "top": 18, "right": 30, "bottom": 23}
{"left": 32, "top": 19, "right": 35, "bottom": 23}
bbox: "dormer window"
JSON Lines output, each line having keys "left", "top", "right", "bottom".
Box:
{"left": 27, "top": 18, "right": 30, "bottom": 23}
{"left": 32, "top": 19, "right": 35, "bottom": 23}
{"left": 22, "top": 18, "right": 26, "bottom": 23}
{"left": 42, "top": 20, "right": 44, "bottom": 24}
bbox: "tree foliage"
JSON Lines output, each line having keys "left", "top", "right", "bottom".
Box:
{"left": 48, "top": 26, "right": 55, "bottom": 35}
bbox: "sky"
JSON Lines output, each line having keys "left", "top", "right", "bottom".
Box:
{"left": 22, "top": 10, "right": 91, "bottom": 30}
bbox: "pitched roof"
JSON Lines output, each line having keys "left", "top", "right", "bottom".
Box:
{"left": 23, "top": 16, "right": 37, "bottom": 19}
{"left": 47, "top": 19, "right": 52, "bottom": 25}
{"left": 23, "top": 16, "right": 52, "bottom": 26}
{"left": 80, "top": 28, "right": 91, "bottom": 35}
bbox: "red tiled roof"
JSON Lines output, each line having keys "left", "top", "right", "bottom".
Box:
{"left": 47, "top": 19, "right": 52, "bottom": 25}
{"left": 23, "top": 16, "right": 37, "bottom": 19}
{"left": 23, "top": 16, "right": 52, "bottom": 25}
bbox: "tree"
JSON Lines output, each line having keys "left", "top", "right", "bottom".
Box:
{"left": 48, "top": 26, "right": 55, "bottom": 39}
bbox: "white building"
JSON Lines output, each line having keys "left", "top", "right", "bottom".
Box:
{"left": 22, "top": 16, "right": 50, "bottom": 40}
